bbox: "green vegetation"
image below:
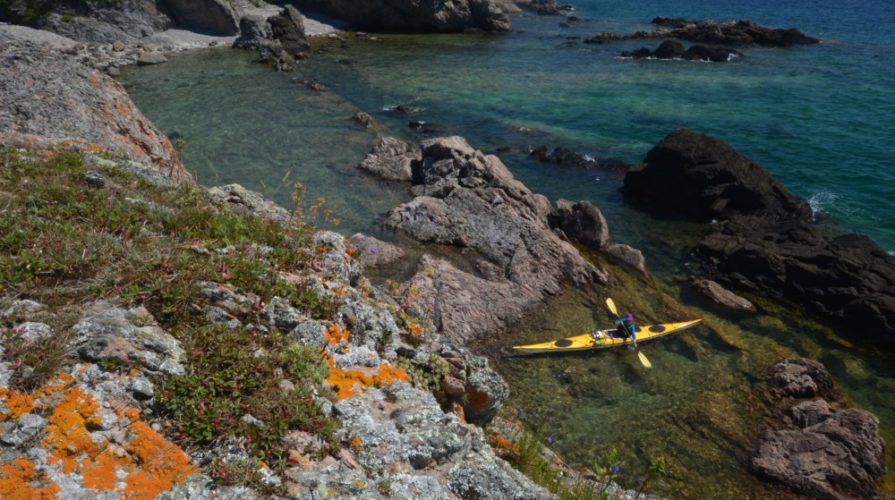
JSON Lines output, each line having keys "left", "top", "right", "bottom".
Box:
{"left": 158, "top": 325, "right": 338, "bottom": 470}
{"left": 0, "top": 148, "right": 342, "bottom": 487}
{"left": 505, "top": 427, "right": 667, "bottom": 500}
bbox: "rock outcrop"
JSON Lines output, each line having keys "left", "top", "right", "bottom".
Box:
{"left": 623, "top": 128, "right": 895, "bottom": 342}
{"left": 163, "top": 0, "right": 240, "bottom": 35}
{"left": 587, "top": 18, "right": 819, "bottom": 48}
{"left": 622, "top": 40, "right": 741, "bottom": 62}
{"left": 529, "top": 145, "right": 630, "bottom": 172}
{"left": 361, "top": 136, "right": 606, "bottom": 344}
{"left": 0, "top": 33, "right": 192, "bottom": 184}
{"left": 751, "top": 358, "right": 885, "bottom": 499}
{"left": 292, "top": 0, "right": 512, "bottom": 32}
{"left": 232, "top": 6, "right": 311, "bottom": 71}
{"left": 359, "top": 136, "right": 419, "bottom": 182}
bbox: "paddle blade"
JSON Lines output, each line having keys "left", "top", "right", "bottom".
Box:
{"left": 606, "top": 297, "right": 618, "bottom": 316}
{"left": 637, "top": 350, "right": 652, "bottom": 369}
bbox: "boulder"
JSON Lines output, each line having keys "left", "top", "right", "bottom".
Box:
{"left": 71, "top": 301, "right": 185, "bottom": 376}
{"left": 625, "top": 129, "right": 895, "bottom": 342}
{"left": 352, "top": 111, "right": 375, "bottom": 129}
{"left": 624, "top": 128, "right": 811, "bottom": 222}
{"left": 291, "top": 0, "right": 511, "bottom": 33}
{"left": 233, "top": 15, "right": 272, "bottom": 50}
{"left": 750, "top": 357, "right": 885, "bottom": 498}
{"left": 622, "top": 41, "right": 740, "bottom": 62}
{"left": 685, "top": 44, "right": 740, "bottom": 62}
{"left": 770, "top": 357, "right": 835, "bottom": 399}
{"left": 690, "top": 278, "right": 756, "bottom": 312}
{"left": 653, "top": 40, "right": 686, "bottom": 58}
{"left": 162, "top": 0, "right": 240, "bottom": 35}
{"left": 359, "top": 137, "right": 420, "bottom": 182}
{"left": 753, "top": 409, "right": 884, "bottom": 499}
{"left": 386, "top": 136, "right": 607, "bottom": 343}
{"left": 604, "top": 243, "right": 648, "bottom": 277}
{"left": 206, "top": 184, "right": 292, "bottom": 224}
{"left": 136, "top": 51, "right": 167, "bottom": 65}
{"left": 348, "top": 233, "right": 406, "bottom": 268}
{"left": 548, "top": 199, "right": 609, "bottom": 249}
{"left": 267, "top": 6, "right": 310, "bottom": 58}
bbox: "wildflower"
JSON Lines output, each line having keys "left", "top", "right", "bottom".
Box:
{"left": 545, "top": 435, "right": 553, "bottom": 445}
{"left": 610, "top": 465, "right": 621, "bottom": 475}
{"left": 634, "top": 477, "right": 643, "bottom": 487}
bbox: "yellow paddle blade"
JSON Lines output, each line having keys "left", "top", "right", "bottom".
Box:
{"left": 606, "top": 297, "right": 618, "bottom": 316}
{"left": 638, "top": 351, "right": 652, "bottom": 369}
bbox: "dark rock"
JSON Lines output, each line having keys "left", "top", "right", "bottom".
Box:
{"left": 351, "top": 111, "right": 375, "bottom": 129}
{"left": 653, "top": 40, "right": 686, "bottom": 58}
{"left": 294, "top": 78, "right": 326, "bottom": 91}
{"left": 268, "top": 6, "right": 310, "bottom": 58}
{"left": 529, "top": 146, "right": 630, "bottom": 171}
{"left": 548, "top": 199, "right": 609, "bottom": 249}
{"left": 522, "top": 0, "right": 573, "bottom": 16}
{"left": 690, "top": 278, "right": 756, "bottom": 312}
{"left": 394, "top": 104, "right": 421, "bottom": 116}
{"left": 291, "top": 0, "right": 511, "bottom": 33}
{"left": 685, "top": 44, "right": 740, "bottom": 62}
{"left": 587, "top": 18, "right": 819, "bottom": 48}
{"left": 84, "top": 170, "right": 105, "bottom": 189}
{"left": 625, "top": 128, "right": 811, "bottom": 222}
{"left": 622, "top": 47, "right": 653, "bottom": 58}
{"left": 233, "top": 15, "right": 272, "bottom": 50}
{"left": 163, "top": 0, "right": 239, "bottom": 35}
{"left": 625, "top": 129, "right": 895, "bottom": 342}
{"left": 358, "top": 137, "right": 420, "bottom": 182}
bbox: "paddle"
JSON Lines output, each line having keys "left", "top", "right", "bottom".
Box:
{"left": 606, "top": 298, "right": 652, "bottom": 369}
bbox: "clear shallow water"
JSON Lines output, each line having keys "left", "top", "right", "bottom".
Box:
{"left": 120, "top": 0, "right": 895, "bottom": 496}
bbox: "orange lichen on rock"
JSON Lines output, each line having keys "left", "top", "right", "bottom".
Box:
{"left": 81, "top": 451, "right": 122, "bottom": 491}
{"left": 122, "top": 421, "right": 197, "bottom": 500}
{"left": 490, "top": 433, "right": 520, "bottom": 454}
{"left": 325, "top": 359, "right": 409, "bottom": 400}
{"left": 0, "top": 388, "right": 36, "bottom": 421}
{"left": 43, "top": 386, "right": 103, "bottom": 473}
{"left": 324, "top": 324, "right": 350, "bottom": 346}
{"left": 0, "top": 458, "right": 60, "bottom": 500}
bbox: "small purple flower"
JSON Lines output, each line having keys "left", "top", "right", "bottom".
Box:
{"left": 370, "top": 246, "right": 378, "bottom": 254}
{"left": 545, "top": 436, "right": 553, "bottom": 445}
{"left": 634, "top": 477, "right": 643, "bottom": 487}
{"left": 610, "top": 465, "right": 621, "bottom": 475}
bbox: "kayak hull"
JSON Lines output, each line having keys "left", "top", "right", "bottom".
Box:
{"left": 511, "top": 319, "right": 702, "bottom": 355}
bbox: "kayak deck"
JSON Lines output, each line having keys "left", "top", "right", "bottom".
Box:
{"left": 512, "top": 319, "right": 702, "bottom": 354}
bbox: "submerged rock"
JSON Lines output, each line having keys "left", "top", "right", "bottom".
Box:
{"left": 690, "top": 278, "right": 756, "bottom": 312}
{"left": 752, "top": 358, "right": 885, "bottom": 499}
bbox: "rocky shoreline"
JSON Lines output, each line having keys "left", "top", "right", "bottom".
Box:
{"left": 1, "top": 3, "right": 891, "bottom": 498}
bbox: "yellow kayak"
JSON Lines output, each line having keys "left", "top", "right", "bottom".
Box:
{"left": 512, "top": 319, "right": 702, "bottom": 355}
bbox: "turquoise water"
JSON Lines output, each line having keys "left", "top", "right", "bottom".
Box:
{"left": 120, "top": 0, "right": 895, "bottom": 496}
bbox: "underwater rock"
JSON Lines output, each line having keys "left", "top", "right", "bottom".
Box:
{"left": 690, "top": 278, "right": 756, "bottom": 312}
{"left": 604, "top": 243, "right": 648, "bottom": 277}
{"left": 352, "top": 111, "right": 376, "bottom": 129}
{"left": 753, "top": 358, "right": 884, "bottom": 499}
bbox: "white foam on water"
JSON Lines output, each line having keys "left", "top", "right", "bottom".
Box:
{"left": 808, "top": 191, "right": 838, "bottom": 220}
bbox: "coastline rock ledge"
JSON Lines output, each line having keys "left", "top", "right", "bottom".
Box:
{"left": 624, "top": 128, "right": 895, "bottom": 342}
{"left": 292, "top": 0, "right": 512, "bottom": 32}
